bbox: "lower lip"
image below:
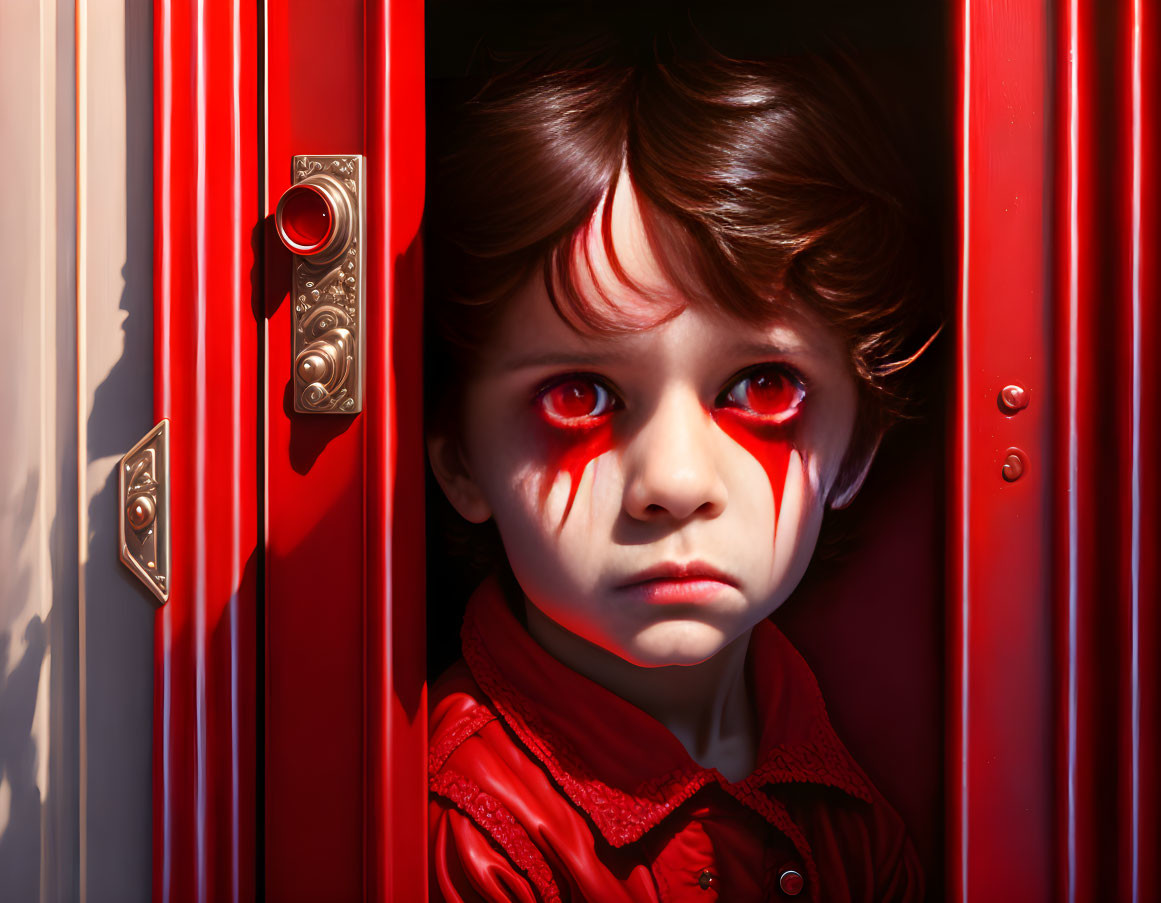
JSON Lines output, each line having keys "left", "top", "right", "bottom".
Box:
{"left": 621, "top": 578, "right": 733, "bottom": 604}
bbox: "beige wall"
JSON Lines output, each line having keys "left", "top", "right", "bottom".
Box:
{"left": 0, "top": 1, "right": 153, "bottom": 899}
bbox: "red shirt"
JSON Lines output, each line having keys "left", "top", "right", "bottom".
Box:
{"left": 429, "top": 580, "right": 924, "bottom": 902}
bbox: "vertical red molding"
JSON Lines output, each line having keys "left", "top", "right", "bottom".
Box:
{"left": 1133, "top": 0, "right": 1160, "bottom": 893}
{"left": 952, "top": 0, "right": 1055, "bottom": 900}
{"left": 1117, "top": 1, "right": 1160, "bottom": 900}
{"left": 365, "top": 1, "right": 427, "bottom": 899}
{"left": 1054, "top": 0, "right": 1097, "bottom": 899}
{"left": 153, "top": 1, "right": 259, "bottom": 902}
{"left": 1051, "top": 0, "right": 1147, "bottom": 899}
{"left": 1133, "top": 5, "right": 1160, "bottom": 897}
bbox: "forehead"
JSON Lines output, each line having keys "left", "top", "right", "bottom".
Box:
{"left": 480, "top": 176, "right": 847, "bottom": 372}
{"left": 493, "top": 284, "right": 841, "bottom": 368}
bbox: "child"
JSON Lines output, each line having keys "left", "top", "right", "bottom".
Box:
{"left": 424, "top": 22, "right": 934, "bottom": 903}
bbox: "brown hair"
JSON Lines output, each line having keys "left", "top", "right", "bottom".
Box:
{"left": 425, "top": 32, "right": 937, "bottom": 501}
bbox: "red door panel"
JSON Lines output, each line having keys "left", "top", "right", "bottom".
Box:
{"left": 264, "top": 1, "right": 366, "bottom": 897}
{"left": 262, "top": 0, "right": 425, "bottom": 899}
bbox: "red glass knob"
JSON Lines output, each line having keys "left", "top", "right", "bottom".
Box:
{"left": 275, "top": 174, "right": 353, "bottom": 262}
{"left": 278, "top": 184, "right": 333, "bottom": 253}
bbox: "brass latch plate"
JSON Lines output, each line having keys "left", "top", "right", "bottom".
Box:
{"left": 119, "top": 419, "right": 170, "bottom": 603}
{"left": 288, "top": 155, "right": 365, "bottom": 413}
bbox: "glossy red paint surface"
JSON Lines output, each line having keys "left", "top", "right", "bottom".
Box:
{"left": 952, "top": 0, "right": 1055, "bottom": 900}
{"left": 1063, "top": 1, "right": 1161, "bottom": 900}
{"left": 953, "top": 0, "right": 1161, "bottom": 899}
{"left": 153, "top": 1, "right": 260, "bottom": 901}
{"left": 1123, "top": 7, "right": 1161, "bottom": 899}
{"left": 1115, "top": 4, "right": 1157, "bottom": 899}
{"left": 263, "top": 0, "right": 367, "bottom": 899}
{"left": 365, "top": 0, "right": 428, "bottom": 899}
{"left": 1054, "top": 1, "right": 1102, "bottom": 898}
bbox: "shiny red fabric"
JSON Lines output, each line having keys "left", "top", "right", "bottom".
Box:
{"left": 429, "top": 581, "right": 924, "bottom": 902}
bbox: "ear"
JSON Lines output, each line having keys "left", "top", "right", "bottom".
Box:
{"left": 427, "top": 433, "right": 493, "bottom": 524}
{"left": 827, "top": 432, "right": 883, "bottom": 510}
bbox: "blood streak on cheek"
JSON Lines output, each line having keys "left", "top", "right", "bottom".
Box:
{"left": 711, "top": 410, "right": 795, "bottom": 522}
{"left": 536, "top": 420, "right": 616, "bottom": 525}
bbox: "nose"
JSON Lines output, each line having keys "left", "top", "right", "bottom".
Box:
{"left": 622, "top": 390, "right": 728, "bottom": 522}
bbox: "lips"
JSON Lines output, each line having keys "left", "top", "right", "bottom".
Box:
{"left": 618, "top": 561, "right": 738, "bottom": 603}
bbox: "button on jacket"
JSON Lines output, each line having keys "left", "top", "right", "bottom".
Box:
{"left": 429, "top": 581, "right": 924, "bottom": 902}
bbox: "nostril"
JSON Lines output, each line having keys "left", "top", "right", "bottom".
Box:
{"left": 623, "top": 405, "right": 729, "bottom": 521}
{"left": 633, "top": 490, "right": 725, "bottom": 522}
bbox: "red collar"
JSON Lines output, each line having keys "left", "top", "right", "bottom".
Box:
{"left": 461, "top": 579, "right": 872, "bottom": 848}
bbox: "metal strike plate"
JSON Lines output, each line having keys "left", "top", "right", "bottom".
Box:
{"left": 119, "top": 420, "right": 170, "bottom": 604}
{"left": 288, "top": 155, "right": 364, "bottom": 413}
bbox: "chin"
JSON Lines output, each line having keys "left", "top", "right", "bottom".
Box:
{"left": 623, "top": 622, "right": 731, "bottom": 668}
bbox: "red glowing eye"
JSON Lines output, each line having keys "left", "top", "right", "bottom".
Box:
{"left": 539, "top": 378, "right": 614, "bottom": 424}
{"left": 724, "top": 368, "right": 805, "bottom": 423}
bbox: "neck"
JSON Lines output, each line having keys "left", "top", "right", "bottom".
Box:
{"left": 524, "top": 603, "right": 758, "bottom": 782}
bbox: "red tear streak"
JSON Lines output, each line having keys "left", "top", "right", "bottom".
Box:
{"left": 538, "top": 412, "right": 793, "bottom": 531}
{"left": 711, "top": 410, "right": 794, "bottom": 523}
{"left": 538, "top": 420, "right": 616, "bottom": 527}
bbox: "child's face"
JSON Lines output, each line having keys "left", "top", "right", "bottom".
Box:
{"left": 433, "top": 182, "right": 864, "bottom": 668}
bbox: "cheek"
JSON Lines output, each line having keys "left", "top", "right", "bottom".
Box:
{"left": 536, "top": 420, "right": 616, "bottom": 524}
{"left": 712, "top": 411, "right": 795, "bottom": 523}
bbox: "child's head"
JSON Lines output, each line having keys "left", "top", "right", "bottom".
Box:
{"left": 426, "top": 38, "right": 934, "bottom": 667}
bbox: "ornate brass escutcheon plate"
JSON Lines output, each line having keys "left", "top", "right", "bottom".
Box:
{"left": 119, "top": 419, "right": 170, "bottom": 604}
{"left": 280, "top": 154, "right": 365, "bottom": 414}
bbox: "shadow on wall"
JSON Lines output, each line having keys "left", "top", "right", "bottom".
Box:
{"left": 0, "top": 610, "right": 48, "bottom": 899}
{"left": 79, "top": 5, "right": 155, "bottom": 884}
{"left": 0, "top": 471, "right": 50, "bottom": 901}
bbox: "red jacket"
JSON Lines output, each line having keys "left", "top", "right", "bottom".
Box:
{"left": 429, "top": 581, "right": 924, "bottom": 902}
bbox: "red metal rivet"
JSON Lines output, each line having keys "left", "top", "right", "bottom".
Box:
{"left": 1001, "top": 447, "right": 1027, "bottom": 482}
{"left": 998, "top": 383, "right": 1030, "bottom": 414}
{"left": 779, "top": 868, "right": 804, "bottom": 896}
